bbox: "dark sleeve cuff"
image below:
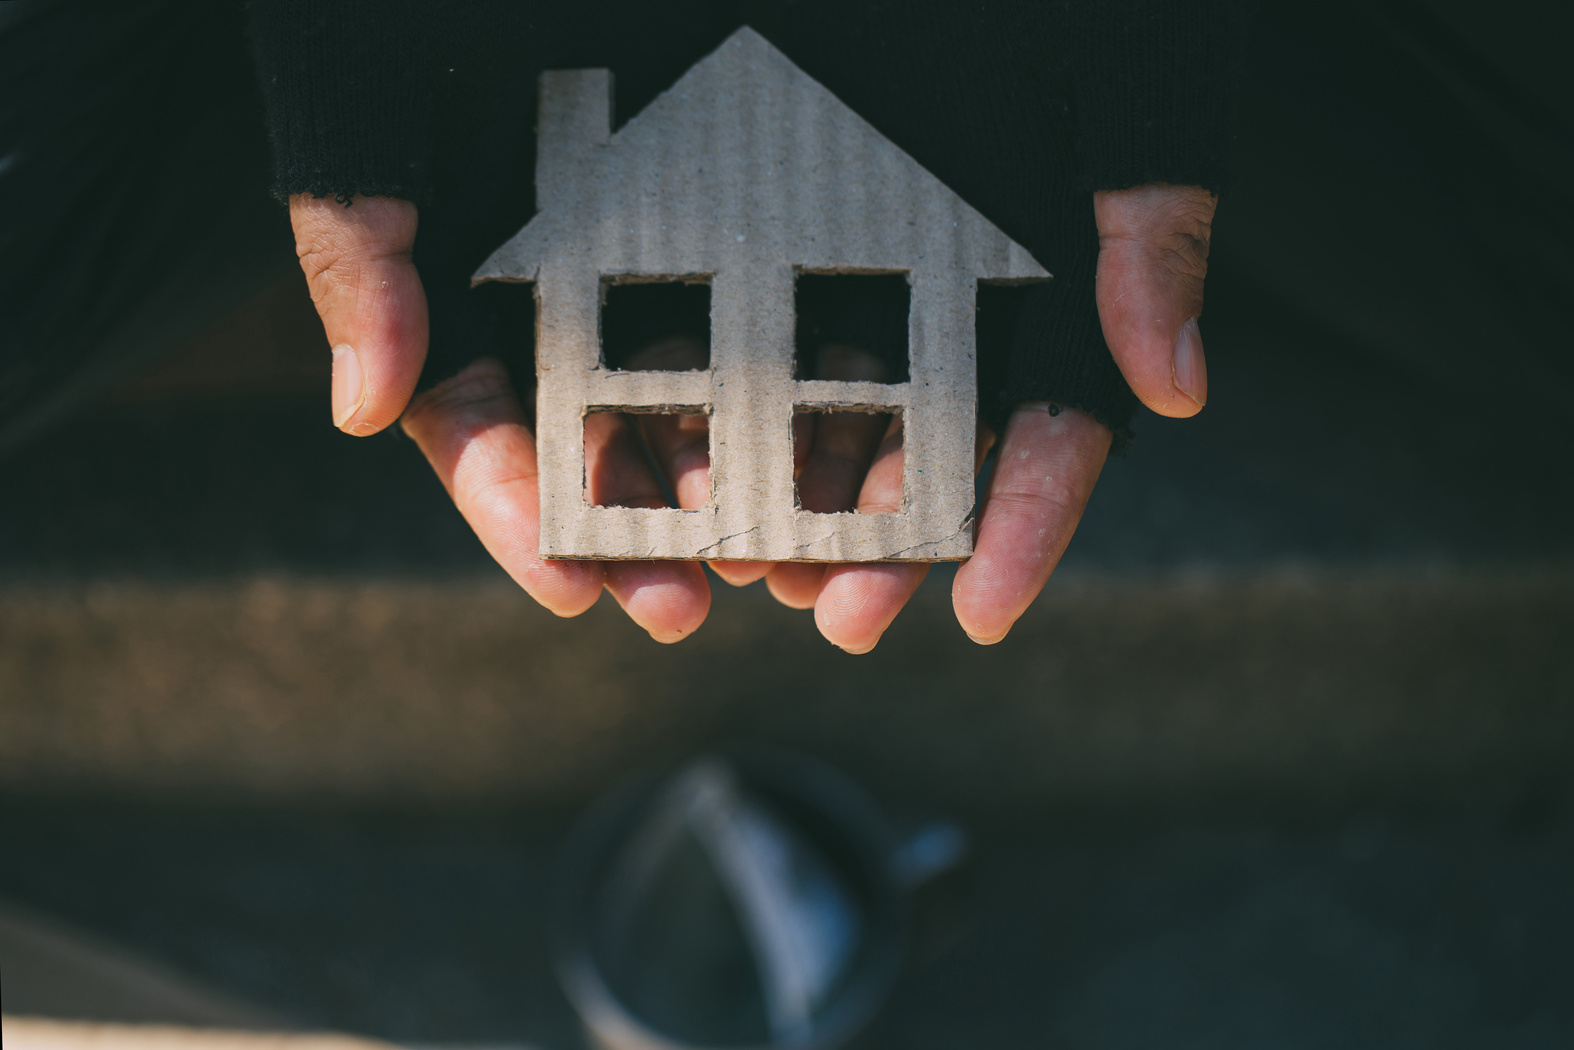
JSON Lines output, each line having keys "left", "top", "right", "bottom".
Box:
{"left": 1071, "top": 0, "right": 1245, "bottom": 193}
{"left": 247, "top": 0, "right": 436, "bottom": 203}
{"left": 984, "top": 268, "right": 1138, "bottom": 454}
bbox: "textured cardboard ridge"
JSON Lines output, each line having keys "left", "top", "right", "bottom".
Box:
{"left": 476, "top": 28, "right": 1049, "bottom": 561}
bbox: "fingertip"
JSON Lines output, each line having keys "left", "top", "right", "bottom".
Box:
{"left": 605, "top": 562, "right": 711, "bottom": 642}
{"left": 813, "top": 597, "right": 867, "bottom": 651}
{"left": 1106, "top": 323, "right": 1207, "bottom": 420}
{"left": 813, "top": 591, "right": 873, "bottom": 651}
{"left": 765, "top": 563, "right": 825, "bottom": 610}
{"left": 1134, "top": 361, "right": 1206, "bottom": 418}
{"left": 529, "top": 562, "right": 607, "bottom": 619}
{"left": 709, "top": 561, "right": 774, "bottom": 587}
{"left": 957, "top": 602, "right": 1011, "bottom": 645}
{"left": 953, "top": 575, "right": 1006, "bottom": 643}
{"left": 815, "top": 614, "right": 881, "bottom": 656}
{"left": 814, "top": 563, "right": 927, "bottom": 654}
{"left": 1150, "top": 394, "right": 1205, "bottom": 419}
{"left": 951, "top": 579, "right": 1013, "bottom": 646}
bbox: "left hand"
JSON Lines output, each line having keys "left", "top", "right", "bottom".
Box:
{"left": 800, "top": 182, "right": 1219, "bottom": 650}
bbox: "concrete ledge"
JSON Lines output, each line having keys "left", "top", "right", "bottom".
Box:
{"left": 2, "top": 570, "right": 1570, "bottom": 820}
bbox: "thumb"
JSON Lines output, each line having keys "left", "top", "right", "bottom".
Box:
{"left": 290, "top": 194, "right": 429, "bottom": 435}
{"left": 1093, "top": 184, "right": 1216, "bottom": 418}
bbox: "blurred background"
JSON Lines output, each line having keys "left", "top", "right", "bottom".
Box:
{"left": 2, "top": 2, "right": 1573, "bottom": 1047}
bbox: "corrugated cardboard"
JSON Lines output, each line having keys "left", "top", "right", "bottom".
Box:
{"left": 475, "top": 28, "right": 1048, "bottom": 561}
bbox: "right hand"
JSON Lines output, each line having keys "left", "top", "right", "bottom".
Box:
{"left": 292, "top": 193, "right": 711, "bottom": 643}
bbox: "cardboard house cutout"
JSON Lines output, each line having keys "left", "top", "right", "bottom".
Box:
{"left": 475, "top": 28, "right": 1048, "bottom": 562}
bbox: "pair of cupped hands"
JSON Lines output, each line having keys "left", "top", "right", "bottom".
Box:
{"left": 291, "top": 182, "right": 1214, "bottom": 651}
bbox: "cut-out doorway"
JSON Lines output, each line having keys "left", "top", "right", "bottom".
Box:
{"left": 792, "top": 406, "right": 904, "bottom": 514}
{"left": 584, "top": 407, "right": 712, "bottom": 510}
{"left": 600, "top": 278, "right": 711, "bottom": 371}
{"left": 794, "top": 273, "right": 910, "bottom": 383}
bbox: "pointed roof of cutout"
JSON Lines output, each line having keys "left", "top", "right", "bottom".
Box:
{"left": 474, "top": 27, "right": 1048, "bottom": 284}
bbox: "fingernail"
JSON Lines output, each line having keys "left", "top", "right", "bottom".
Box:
{"left": 331, "top": 344, "right": 365, "bottom": 428}
{"left": 1172, "top": 317, "right": 1208, "bottom": 408}
{"left": 965, "top": 631, "right": 1006, "bottom": 646}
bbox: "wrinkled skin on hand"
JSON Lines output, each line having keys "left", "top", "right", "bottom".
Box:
{"left": 289, "top": 183, "right": 1216, "bottom": 649}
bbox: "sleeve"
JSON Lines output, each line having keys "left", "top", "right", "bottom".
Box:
{"left": 247, "top": 0, "right": 437, "bottom": 203}
{"left": 990, "top": 260, "right": 1135, "bottom": 448}
{"left": 1071, "top": 0, "right": 1244, "bottom": 194}
{"left": 983, "top": 0, "right": 1245, "bottom": 451}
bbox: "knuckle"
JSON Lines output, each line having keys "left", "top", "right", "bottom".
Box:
{"left": 296, "top": 247, "right": 347, "bottom": 306}
{"left": 297, "top": 235, "right": 412, "bottom": 287}
{"left": 291, "top": 208, "right": 417, "bottom": 297}
{"left": 986, "top": 484, "right": 1079, "bottom": 528}
{"left": 1145, "top": 205, "right": 1214, "bottom": 281}
{"left": 1099, "top": 184, "right": 1217, "bottom": 282}
{"left": 1158, "top": 236, "right": 1210, "bottom": 284}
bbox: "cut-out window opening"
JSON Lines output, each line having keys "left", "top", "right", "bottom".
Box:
{"left": 793, "top": 272, "right": 910, "bottom": 383}
{"left": 600, "top": 277, "right": 712, "bottom": 371}
{"left": 584, "top": 407, "right": 712, "bottom": 510}
{"left": 792, "top": 406, "right": 904, "bottom": 515}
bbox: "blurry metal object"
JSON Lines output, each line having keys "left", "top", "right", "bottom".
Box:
{"left": 552, "top": 750, "right": 967, "bottom": 1050}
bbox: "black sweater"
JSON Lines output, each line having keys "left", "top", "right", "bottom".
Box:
{"left": 248, "top": 0, "right": 1243, "bottom": 445}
